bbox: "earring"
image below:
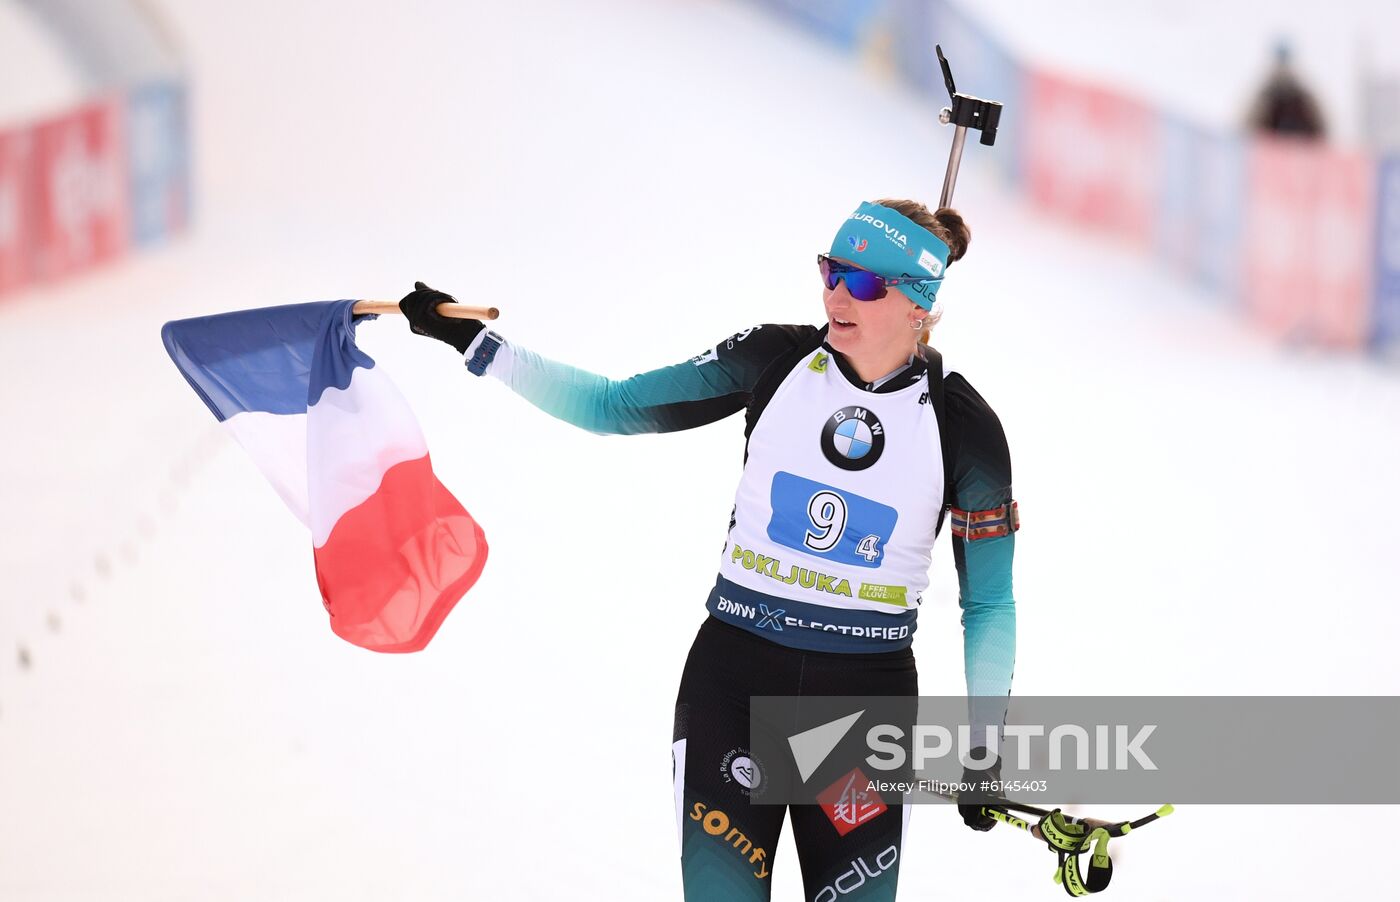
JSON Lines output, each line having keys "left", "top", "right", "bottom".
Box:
{"left": 909, "top": 318, "right": 925, "bottom": 329}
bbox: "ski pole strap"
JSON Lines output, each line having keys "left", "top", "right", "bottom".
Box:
{"left": 982, "top": 802, "right": 1174, "bottom": 896}
{"left": 1039, "top": 808, "right": 1090, "bottom": 852}
{"left": 1040, "top": 810, "right": 1113, "bottom": 897}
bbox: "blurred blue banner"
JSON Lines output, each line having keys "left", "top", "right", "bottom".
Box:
{"left": 1157, "top": 115, "right": 1202, "bottom": 285}
{"left": 1191, "top": 130, "right": 1245, "bottom": 301}
{"left": 1374, "top": 156, "right": 1400, "bottom": 348}
{"left": 752, "top": 0, "right": 886, "bottom": 49}
{"left": 127, "top": 80, "right": 190, "bottom": 246}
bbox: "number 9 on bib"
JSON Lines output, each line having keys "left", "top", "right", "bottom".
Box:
{"left": 766, "top": 471, "right": 898, "bottom": 569}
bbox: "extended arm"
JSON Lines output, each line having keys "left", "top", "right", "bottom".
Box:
{"left": 946, "top": 373, "right": 1018, "bottom": 747}
{"left": 467, "top": 325, "right": 813, "bottom": 435}
{"left": 396, "top": 281, "right": 816, "bottom": 436}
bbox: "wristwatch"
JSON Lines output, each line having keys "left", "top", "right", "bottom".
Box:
{"left": 466, "top": 330, "right": 502, "bottom": 376}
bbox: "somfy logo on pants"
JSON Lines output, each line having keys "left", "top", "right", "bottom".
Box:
{"left": 821, "top": 406, "right": 886, "bottom": 471}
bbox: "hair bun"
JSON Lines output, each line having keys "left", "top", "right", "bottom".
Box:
{"left": 932, "top": 208, "right": 970, "bottom": 262}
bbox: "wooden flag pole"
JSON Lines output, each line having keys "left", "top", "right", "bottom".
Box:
{"left": 352, "top": 300, "right": 499, "bottom": 321}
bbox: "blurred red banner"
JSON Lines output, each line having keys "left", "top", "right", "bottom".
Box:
{"left": 29, "top": 99, "right": 129, "bottom": 282}
{"left": 1022, "top": 71, "right": 1159, "bottom": 245}
{"left": 1243, "top": 139, "right": 1375, "bottom": 348}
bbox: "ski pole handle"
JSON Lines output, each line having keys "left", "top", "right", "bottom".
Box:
{"left": 986, "top": 807, "right": 1035, "bottom": 834}
{"left": 352, "top": 300, "right": 499, "bottom": 320}
{"left": 987, "top": 804, "right": 1140, "bottom": 840}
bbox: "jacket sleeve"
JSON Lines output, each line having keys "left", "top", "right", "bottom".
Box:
{"left": 945, "top": 373, "right": 1017, "bottom": 748}
{"left": 467, "top": 324, "right": 817, "bottom": 435}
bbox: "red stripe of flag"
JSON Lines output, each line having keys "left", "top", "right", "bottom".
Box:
{"left": 313, "top": 454, "right": 487, "bottom": 653}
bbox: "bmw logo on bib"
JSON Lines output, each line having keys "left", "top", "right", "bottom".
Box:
{"left": 821, "top": 406, "right": 885, "bottom": 470}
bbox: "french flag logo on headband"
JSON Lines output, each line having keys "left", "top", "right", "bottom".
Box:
{"left": 161, "top": 300, "right": 487, "bottom": 652}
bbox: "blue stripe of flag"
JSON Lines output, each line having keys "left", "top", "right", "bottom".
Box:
{"left": 161, "top": 300, "right": 373, "bottom": 421}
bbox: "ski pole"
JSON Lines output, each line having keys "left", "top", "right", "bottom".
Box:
{"left": 984, "top": 799, "right": 1174, "bottom": 840}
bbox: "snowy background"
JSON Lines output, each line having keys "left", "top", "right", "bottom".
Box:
{"left": 2, "top": 1, "right": 1398, "bottom": 899}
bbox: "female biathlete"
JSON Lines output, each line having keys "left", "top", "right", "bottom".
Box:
{"left": 399, "top": 198, "right": 1018, "bottom": 901}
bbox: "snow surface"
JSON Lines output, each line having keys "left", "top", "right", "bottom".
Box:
{"left": 1, "top": 1, "right": 1398, "bottom": 899}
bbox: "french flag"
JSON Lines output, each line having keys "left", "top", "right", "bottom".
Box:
{"left": 161, "top": 299, "right": 486, "bottom": 652}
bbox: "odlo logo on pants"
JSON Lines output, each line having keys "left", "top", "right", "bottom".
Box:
{"left": 688, "top": 803, "right": 770, "bottom": 879}
{"left": 815, "top": 846, "right": 898, "bottom": 901}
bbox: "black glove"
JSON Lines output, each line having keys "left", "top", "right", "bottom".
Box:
{"left": 398, "top": 281, "right": 483, "bottom": 355}
{"left": 958, "top": 747, "right": 1002, "bottom": 832}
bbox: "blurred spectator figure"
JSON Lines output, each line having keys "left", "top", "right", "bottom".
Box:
{"left": 1246, "top": 40, "right": 1326, "bottom": 139}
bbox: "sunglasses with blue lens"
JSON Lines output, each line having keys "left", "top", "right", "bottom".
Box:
{"left": 817, "top": 254, "right": 939, "bottom": 301}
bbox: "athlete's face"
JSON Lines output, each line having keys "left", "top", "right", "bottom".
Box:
{"left": 822, "top": 257, "right": 926, "bottom": 360}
